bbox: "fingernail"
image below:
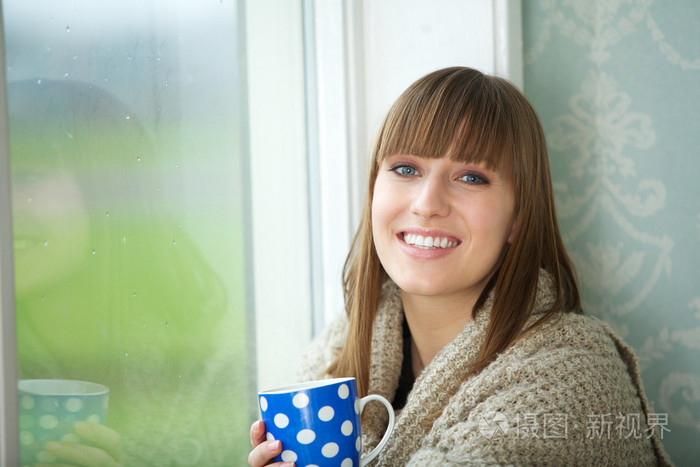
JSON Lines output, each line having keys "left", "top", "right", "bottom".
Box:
{"left": 267, "top": 440, "right": 281, "bottom": 452}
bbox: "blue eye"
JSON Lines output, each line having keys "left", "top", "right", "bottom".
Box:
{"left": 459, "top": 173, "right": 488, "bottom": 184}
{"left": 392, "top": 165, "right": 419, "bottom": 176}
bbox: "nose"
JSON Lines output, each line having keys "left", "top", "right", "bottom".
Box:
{"left": 411, "top": 176, "right": 451, "bottom": 219}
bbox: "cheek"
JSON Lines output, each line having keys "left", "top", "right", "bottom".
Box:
{"left": 370, "top": 180, "right": 395, "bottom": 235}
{"left": 370, "top": 197, "right": 387, "bottom": 243}
{"left": 466, "top": 198, "right": 515, "bottom": 242}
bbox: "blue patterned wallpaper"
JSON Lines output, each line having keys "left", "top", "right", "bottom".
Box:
{"left": 523, "top": 1, "right": 700, "bottom": 465}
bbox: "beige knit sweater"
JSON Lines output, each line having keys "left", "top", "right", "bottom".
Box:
{"left": 297, "top": 275, "right": 672, "bottom": 466}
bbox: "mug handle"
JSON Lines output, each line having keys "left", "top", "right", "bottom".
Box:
{"left": 359, "top": 394, "right": 395, "bottom": 467}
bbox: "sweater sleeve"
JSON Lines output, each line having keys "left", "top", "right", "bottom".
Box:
{"left": 405, "top": 317, "right": 665, "bottom": 466}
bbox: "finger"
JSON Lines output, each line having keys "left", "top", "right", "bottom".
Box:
{"left": 45, "top": 441, "right": 121, "bottom": 467}
{"left": 247, "top": 439, "right": 288, "bottom": 467}
{"left": 74, "top": 421, "right": 125, "bottom": 463}
{"left": 250, "top": 420, "right": 267, "bottom": 447}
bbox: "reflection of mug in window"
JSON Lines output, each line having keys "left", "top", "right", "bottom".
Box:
{"left": 9, "top": 79, "right": 236, "bottom": 465}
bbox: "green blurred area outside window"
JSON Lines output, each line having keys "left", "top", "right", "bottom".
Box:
{"left": 4, "top": 1, "right": 253, "bottom": 464}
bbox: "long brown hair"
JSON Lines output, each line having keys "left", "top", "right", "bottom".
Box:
{"left": 328, "top": 67, "right": 580, "bottom": 397}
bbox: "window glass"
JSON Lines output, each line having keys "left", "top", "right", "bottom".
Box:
{"left": 4, "top": 1, "right": 252, "bottom": 464}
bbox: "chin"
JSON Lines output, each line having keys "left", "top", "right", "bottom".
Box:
{"left": 390, "top": 275, "right": 451, "bottom": 298}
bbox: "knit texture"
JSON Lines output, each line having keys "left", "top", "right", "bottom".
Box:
{"left": 297, "top": 273, "right": 673, "bottom": 466}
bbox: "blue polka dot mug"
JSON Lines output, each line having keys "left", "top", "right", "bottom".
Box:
{"left": 18, "top": 379, "right": 109, "bottom": 466}
{"left": 258, "top": 377, "right": 395, "bottom": 467}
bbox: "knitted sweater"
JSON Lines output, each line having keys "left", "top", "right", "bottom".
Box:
{"left": 297, "top": 276, "right": 672, "bottom": 466}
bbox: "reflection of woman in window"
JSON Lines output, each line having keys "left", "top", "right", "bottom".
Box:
{"left": 249, "top": 67, "right": 671, "bottom": 466}
{"left": 11, "top": 80, "right": 248, "bottom": 466}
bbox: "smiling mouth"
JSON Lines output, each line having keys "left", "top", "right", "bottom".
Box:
{"left": 402, "top": 233, "right": 460, "bottom": 249}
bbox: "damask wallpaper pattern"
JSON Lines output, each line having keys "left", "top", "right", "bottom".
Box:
{"left": 523, "top": 1, "right": 699, "bottom": 465}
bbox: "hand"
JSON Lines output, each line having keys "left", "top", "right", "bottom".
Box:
{"left": 38, "top": 421, "right": 124, "bottom": 467}
{"left": 248, "top": 420, "right": 294, "bottom": 467}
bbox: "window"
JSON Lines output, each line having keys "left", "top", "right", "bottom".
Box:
{"left": 2, "top": 1, "right": 258, "bottom": 464}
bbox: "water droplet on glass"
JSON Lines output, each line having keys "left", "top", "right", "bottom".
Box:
{"left": 156, "top": 53, "right": 161, "bottom": 61}
{"left": 127, "top": 54, "right": 132, "bottom": 61}
{"left": 36, "top": 78, "right": 42, "bottom": 84}
{"left": 91, "top": 249, "right": 96, "bottom": 255}
{"left": 73, "top": 55, "right": 78, "bottom": 60}
{"left": 125, "top": 113, "right": 131, "bottom": 120}
{"left": 164, "top": 81, "right": 168, "bottom": 87}
{"left": 124, "top": 353, "right": 129, "bottom": 357}
{"left": 136, "top": 156, "right": 141, "bottom": 162}
{"left": 63, "top": 72, "right": 69, "bottom": 78}
{"left": 172, "top": 239, "right": 176, "bottom": 246}
{"left": 105, "top": 210, "right": 110, "bottom": 217}
{"left": 43, "top": 241, "right": 48, "bottom": 247}
{"left": 26, "top": 196, "right": 32, "bottom": 203}
{"left": 66, "top": 25, "right": 70, "bottom": 33}
{"left": 122, "top": 236, "right": 127, "bottom": 244}
{"left": 165, "top": 322, "right": 169, "bottom": 327}
{"left": 132, "top": 292, "right": 136, "bottom": 297}
{"left": 66, "top": 131, "right": 73, "bottom": 139}
{"left": 40, "top": 297, "right": 45, "bottom": 302}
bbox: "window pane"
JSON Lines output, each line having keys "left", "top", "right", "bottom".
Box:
{"left": 4, "top": 1, "right": 252, "bottom": 465}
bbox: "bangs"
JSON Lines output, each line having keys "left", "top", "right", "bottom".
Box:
{"left": 375, "top": 69, "right": 519, "bottom": 186}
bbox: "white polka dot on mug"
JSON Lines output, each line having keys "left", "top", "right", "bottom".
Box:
{"left": 258, "top": 377, "right": 395, "bottom": 466}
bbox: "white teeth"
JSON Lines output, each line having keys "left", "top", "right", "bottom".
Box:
{"left": 402, "top": 233, "right": 457, "bottom": 249}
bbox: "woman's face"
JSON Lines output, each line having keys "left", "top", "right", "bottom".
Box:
{"left": 371, "top": 154, "right": 516, "bottom": 305}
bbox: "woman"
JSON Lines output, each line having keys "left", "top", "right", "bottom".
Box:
{"left": 249, "top": 67, "right": 671, "bottom": 465}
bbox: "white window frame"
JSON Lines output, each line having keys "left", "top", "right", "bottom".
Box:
{"left": 245, "top": 0, "right": 314, "bottom": 391}
{"left": 0, "top": 3, "right": 19, "bottom": 463}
